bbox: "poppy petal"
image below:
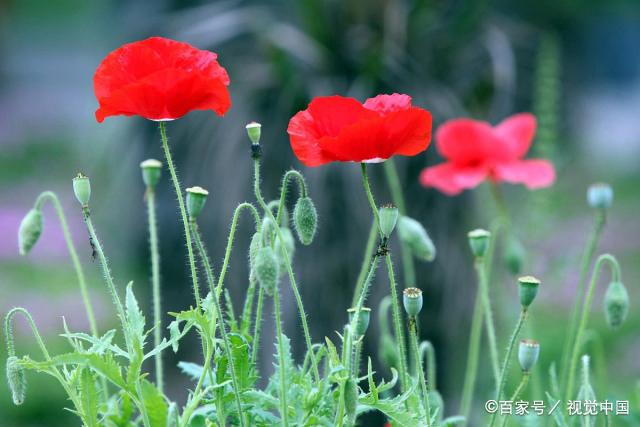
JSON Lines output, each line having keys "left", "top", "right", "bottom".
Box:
{"left": 492, "top": 159, "right": 555, "bottom": 189}
{"left": 435, "top": 119, "right": 496, "bottom": 165}
{"left": 420, "top": 163, "right": 488, "bottom": 195}
{"left": 494, "top": 113, "right": 537, "bottom": 159}
{"left": 363, "top": 93, "right": 412, "bottom": 115}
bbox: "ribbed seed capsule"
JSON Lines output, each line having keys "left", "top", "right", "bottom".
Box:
{"left": 518, "top": 276, "right": 540, "bottom": 308}
{"left": 72, "top": 173, "right": 91, "bottom": 206}
{"left": 186, "top": 186, "right": 209, "bottom": 220}
{"left": 604, "top": 281, "right": 629, "bottom": 328}
{"left": 18, "top": 209, "right": 43, "bottom": 255}
{"left": 403, "top": 287, "right": 423, "bottom": 317}
{"left": 398, "top": 216, "right": 436, "bottom": 261}
{"left": 467, "top": 229, "right": 490, "bottom": 258}
{"left": 254, "top": 246, "right": 279, "bottom": 295}
{"left": 379, "top": 204, "right": 399, "bottom": 238}
{"left": 6, "top": 356, "right": 26, "bottom": 405}
{"left": 587, "top": 183, "right": 613, "bottom": 209}
{"left": 518, "top": 339, "right": 540, "bottom": 372}
{"left": 140, "top": 159, "right": 162, "bottom": 188}
{"left": 293, "top": 196, "right": 317, "bottom": 245}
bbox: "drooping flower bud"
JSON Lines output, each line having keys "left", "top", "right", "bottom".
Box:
{"left": 504, "top": 237, "right": 526, "bottom": 275}
{"left": 293, "top": 196, "right": 317, "bottom": 245}
{"left": 379, "top": 204, "right": 399, "bottom": 238}
{"left": 246, "top": 121, "right": 262, "bottom": 145}
{"left": 6, "top": 356, "right": 26, "bottom": 405}
{"left": 398, "top": 216, "right": 436, "bottom": 262}
{"left": 275, "top": 227, "right": 296, "bottom": 277}
{"left": 18, "top": 209, "right": 43, "bottom": 255}
{"left": 347, "top": 307, "right": 371, "bottom": 336}
{"left": 379, "top": 333, "right": 399, "bottom": 369}
{"left": 254, "top": 246, "right": 279, "bottom": 296}
{"left": 248, "top": 232, "right": 262, "bottom": 272}
{"left": 467, "top": 229, "right": 490, "bottom": 258}
{"left": 186, "top": 186, "right": 209, "bottom": 220}
{"left": 518, "top": 276, "right": 540, "bottom": 308}
{"left": 604, "top": 281, "right": 629, "bottom": 328}
{"left": 518, "top": 339, "right": 540, "bottom": 372}
{"left": 344, "top": 377, "right": 358, "bottom": 423}
{"left": 72, "top": 173, "right": 91, "bottom": 206}
{"left": 429, "top": 390, "right": 444, "bottom": 422}
{"left": 587, "top": 183, "right": 613, "bottom": 209}
{"left": 140, "top": 159, "right": 162, "bottom": 188}
{"left": 403, "top": 287, "right": 423, "bottom": 317}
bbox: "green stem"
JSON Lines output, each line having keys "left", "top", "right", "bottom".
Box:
{"left": 560, "top": 210, "right": 606, "bottom": 389}
{"left": 241, "top": 275, "right": 257, "bottom": 335}
{"left": 351, "top": 220, "right": 377, "bottom": 308}
{"left": 35, "top": 192, "right": 98, "bottom": 336}
{"left": 251, "top": 285, "right": 265, "bottom": 365}
{"left": 475, "top": 257, "right": 500, "bottom": 389}
{"left": 564, "top": 254, "right": 620, "bottom": 402}
{"left": 275, "top": 170, "right": 307, "bottom": 225}
{"left": 145, "top": 187, "right": 163, "bottom": 393}
{"left": 180, "top": 342, "right": 213, "bottom": 427}
{"left": 419, "top": 341, "right": 437, "bottom": 389}
{"left": 489, "top": 309, "right": 528, "bottom": 427}
{"left": 353, "top": 340, "right": 363, "bottom": 377}
{"left": 383, "top": 159, "right": 416, "bottom": 285}
{"left": 500, "top": 373, "right": 530, "bottom": 427}
{"left": 273, "top": 289, "right": 290, "bottom": 427}
{"left": 159, "top": 121, "right": 201, "bottom": 309}
{"left": 360, "top": 164, "right": 382, "bottom": 237}
{"left": 459, "top": 279, "right": 484, "bottom": 421}
{"left": 410, "top": 318, "right": 432, "bottom": 426}
{"left": 253, "top": 156, "right": 320, "bottom": 382}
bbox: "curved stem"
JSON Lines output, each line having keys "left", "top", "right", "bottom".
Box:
{"left": 5, "top": 307, "right": 51, "bottom": 360}
{"left": 159, "top": 122, "right": 201, "bottom": 309}
{"left": 145, "top": 187, "right": 163, "bottom": 392}
{"left": 253, "top": 157, "right": 320, "bottom": 382}
{"left": 275, "top": 170, "right": 307, "bottom": 226}
{"left": 564, "top": 253, "right": 620, "bottom": 402}
{"left": 459, "top": 280, "right": 484, "bottom": 421}
{"left": 351, "top": 220, "right": 377, "bottom": 307}
{"left": 419, "top": 341, "right": 437, "bottom": 389}
{"left": 475, "top": 257, "right": 500, "bottom": 389}
{"left": 410, "top": 318, "right": 432, "bottom": 426}
{"left": 360, "top": 164, "right": 382, "bottom": 238}
{"left": 35, "top": 192, "right": 97, "bottom": 336}
{"left": 500, "top": 373, "right": 530, "bottom": 427}
{"left": 273, "top": 289, "right": 290, "bottom": 427}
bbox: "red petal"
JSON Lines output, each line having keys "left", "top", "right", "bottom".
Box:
{"left": 363, "top": 93, "right": 412, "bottom": 115}
{"left": 435, "top": 118, "right": 496, "bottom": 165}
{"left": 492, "top": 159, "right": 555, "bottom": 189}
{"left": 494, "top": 113, "right": 537, "bottom": 159}
{"left": 419, "top": 163, "right": 488, "bottom": 195}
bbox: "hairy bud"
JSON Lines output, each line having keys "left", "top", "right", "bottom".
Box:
{"left": 398, "top": 216, "right": 436, "bottom": 262}
{"left": 18, "top": 209, "right": 43, "bottom": 255}
{"left": 293, "top": 197, "right": 317, "bottom": 245}
{"left": 6, "top": 356, "right": 26, "bottom": 405}
{"left": 344, "top": 377, "right": 358, "bottom": 423}
{"left": 604, "top": 281, "right": 629, "bottom": 328}
{"left": 254, "top": 246, "right": 279, "bottom": 295}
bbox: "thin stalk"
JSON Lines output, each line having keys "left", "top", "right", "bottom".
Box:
{"left": 489, "top": 309, "right": 528, "bottom": 427}
{"left": 158, "top": 121, "right": 201, "bottom": 309}
{"left": 275, "top": 170, "right": 307, "bottom": 225}
{"left": 273, "top": 289, "right": 290, "bottom": 427}
{"left": 500, "top": 373, "right": 530, "bottom": 427}
{"left": 560, "top": 210, "right": 606, "bottom": 389}
{"left": 353, "top": 340, "right": 363, "bottom": 376}
{"left": 351, "top": 220, "right": 377, "bottom": 308}
{"left": 145, "top": 187, "right": 163, "bottom": 392}
{"left": 475, "top": 257, "right": 500, "bottom": 389}
{"left": 459, "top": 281, "right": 484, "bottom": 421}
{"left": 383, "top": 159, "right": 416, "bottom": 285}
{"left": 419, "top": 341, "right": 437, "bottom": 389}
{"left": 253, "top": 156, "right": 320, "bottom": 382}
{"left": 251, "top": 285, "right": 265, "bottom": 364}
{"left": 241, "top": 275, "right": 257, "bottom": 335}
{"left": 564, "top": 254, "right": 620, "bottom": 402}
{"left": 180, "top": 342, "right": 213, "bottom": 427}
{"left": 410, "top": 318, "right": 432, "bottom": 426}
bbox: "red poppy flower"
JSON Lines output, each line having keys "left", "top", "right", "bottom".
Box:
{"left": 287, "top": 94, "right": 432, "bottom": 167}
{"left": 93, "top": 37, "right": 231, "bottom": 123}
{"left": 419, "top": 113, "right": 555, "bottom": 195}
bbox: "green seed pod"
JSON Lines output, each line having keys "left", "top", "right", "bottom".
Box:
{"left": 467, "top": 229, "right": 491, "bottom": 258}
{"left": 397, "top": 216, "right": 436, "bottom": 262}
{"left": 403, "top": 287, "right": 423, "bottom": 317}
{"left": 18, "top": 209, "right": 43, "bottom": 255}
{"left": 518, "top": 276, "right": 540, "bottom": 308}
{"left": 72, "top": 173, "right": 91, "bottom": 206}
{"left": 429, "top": 390, "right": 444, "bottom": 422}
{"left": 518, "top": 339, "right": 540, "bottom": 372}
{"left": 379, "top": 204, "right": 399, "bottom": 238}
{"left": 275, "top": 227, "right": 296, "bottom": 277}
{"left": 587, "top": 183, "right": 613, "bottom": 209}
{"left": 246, "top": 121, "right": 262, "bottom": 145}
{"left": 504, "top": 237, "right": 526, "bottom": 275}
{"left": 604, "top": 281, "right": 629, "bottom": 328}
{"left": 254, "top": 246, "right": 279, "bottom": 295}
{"left": 347, "top": 307, "right": 371, "bottom": 336}
{"left": 139, "top": 159, "right": 162, "bottom": 188}
{"left": 6, "top": 356, "right": 26, "bottom": 405}
{"left": 344, "top": 377, "right": 358, "bottom": 422}
{"left": 293, "top": 196, "right": 317, "bottom": 245}
{"left": 186, "top": 186, "right": 209, "bottom": 220}
{"left": 379, "top": 333, "right": 400, "bottom": 370}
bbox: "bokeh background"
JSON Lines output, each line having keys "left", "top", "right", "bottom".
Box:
{"left": 1, "top": 0, "right": 639, "bottom": 425}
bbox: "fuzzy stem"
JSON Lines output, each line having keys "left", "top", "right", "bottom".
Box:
{"left": 144, "top": 187, "right": 163, "bottom": 393}
{"left": 241, "top": 275, "right": 258, "bottom": 335}
{"left": 180, "top": 342, "right": 213, "bottom": 427}
{"left": 273, "top": 288, "right": 290, "bottom": 427}
{"left": 459, "top": 280, "right": 484, "bottom": 421}
{"left": 159, "top": 122, "right": 201, "bottom": 309}
{"left": 360, "top": 164, "right": 382, "bottom": 237}
{"left": 35, "top": 192, "right": 98, "bottom": 336}
{"left": 410, "top": 318, "right": 432, "bottom": 426}
{"left": 251, "top": 285, "right": 265, "bottom": 364}
{"left": 475, "top": 257, "right": 500, "bottom": 389}
{"left": 383, "top": 159, "right": 416, "bottom": 285}
{"left": 564, "top": 253, "right": 620, "bottom": 402}
{"left": 419, "top": 341, "right": 437, "bottom": 389}
{"left": 275, "top": 170, "right": 307, "bottom": 225}
{"left": 253, "top": 156, "right": 320, "bottom": 382}
{"left": 489, "top": 309, "right": 528, "bottom": 427}
{"left": 353, "top": 340, "right": 363, "bottom": 377}
{"left": 500, "top": 373, "right": 530, "bottom": 427}
{"left": 351, "top": 220, "right": 378, "bottom": 307}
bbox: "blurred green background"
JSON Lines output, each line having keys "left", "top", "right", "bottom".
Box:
{"left": 1, "top": 0, "right": 639, "bottom": 425}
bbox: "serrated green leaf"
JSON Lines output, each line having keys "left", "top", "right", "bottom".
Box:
{"left": 125, "top": 282, "right": 146, "bottom": 346}
{"left": 228, "top": 333, "right": 257, "bottom": 390}
{"left": 140, "top": 379, "right": 168, "bottom": 427}
{"left": 79, "top": 368, "right": 99, "bottom": 427}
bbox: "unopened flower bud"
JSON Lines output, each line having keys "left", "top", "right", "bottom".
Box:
{"left": 379, "top": 204, "right": 399, "bottom": 238}
{"left": 518, "top": 339, "right": 540, "bottom": 372}
{"left": 73, "top": 173, "right": 91, "bottom": 206}
{"left": 140, "top": 159, "right": 162, "bottom": 188}
{"left": 344, "top": 377, "right": 358, "bottom": 422}
{"left": 246, "top": 122, "right": 262, "bottom": 145}
{"left": 167, "top": 402, "right": 179, "bottom": 427}
{"left": 347, "top": 307, "right": 371, "bottom": 336}
{"left": 6, "top": 356, "right": 26, "bottom": 405}
{"left": 429, "top": 390, "right": 444, "bottom": 422}
{"left": 604, "top": 281, "right": 629, "bottom": 328}
{"left": 504, "top": 237, "right": 526, "bottom": 275}
{"left": 275, "top": 227, "right": 296, "bottom": 277}
{"left": 587, "top": 183, "right": 613, "bottom": 209}
{"left": 254, "top": 246, "right": 279, "bottom": 296}
{"left": 379, "top": 334, "right": 399, "bottom": 369}
{"left": 403, "top": 287, "right": 423, "bottom": 317}
{"left": 518, "top": 276, "right": 540, "bottom": 308}
{"left": 18, "top": 209, "right": 43, "bottom": 255}
{"left": 186, "top": 186, "right": 209, "bottom": 220}
{"left": 398, "top": 216, "right": 436, "bottom": 262}
{"left": 468, "top": 229, "right": 490, "bottom": 258}
{"left": 293, "top": 196, "right": 317, "bottom": 245}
